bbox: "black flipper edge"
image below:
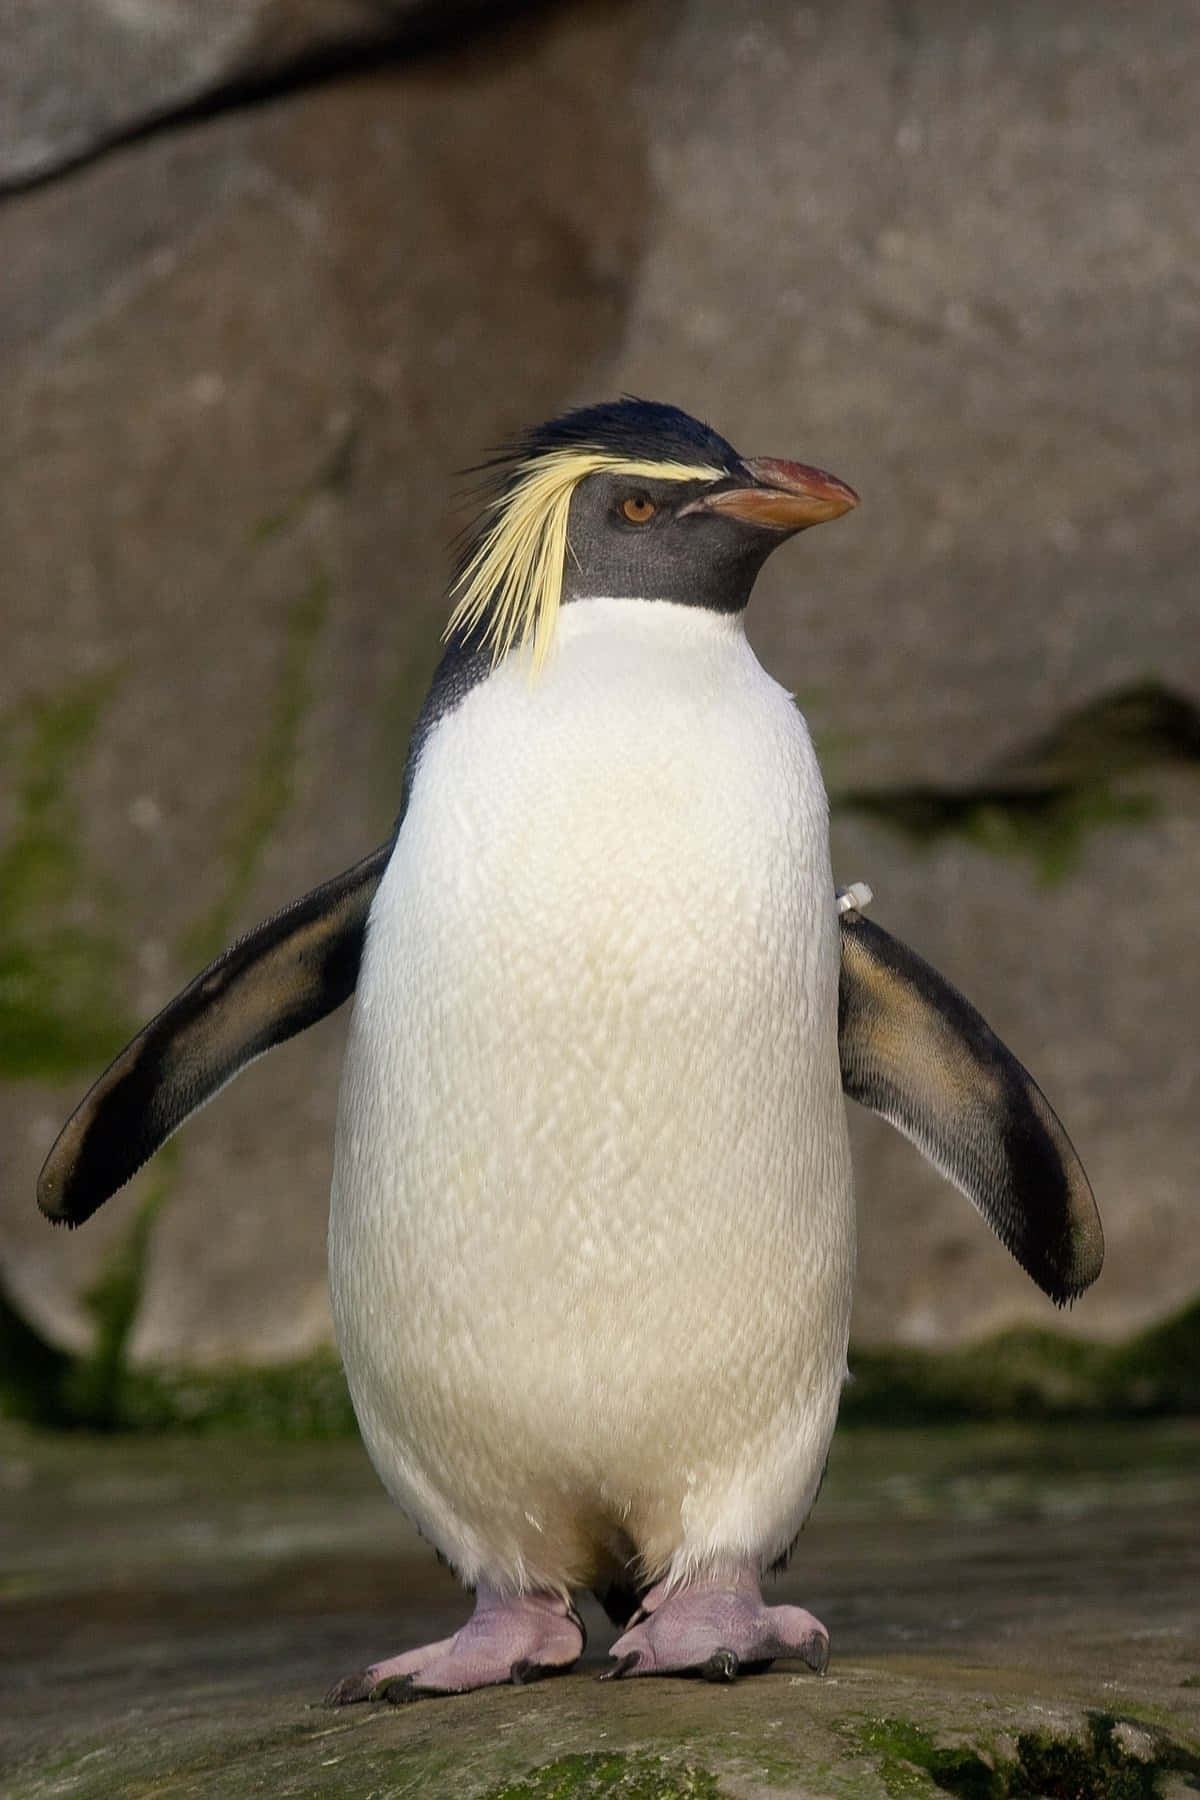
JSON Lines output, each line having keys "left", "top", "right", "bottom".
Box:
{"left": 838, "top": 908, "right": 1103, "bottom": 1304}
{"left": 37, "top": 839, "right": 394, "bottom": 1227}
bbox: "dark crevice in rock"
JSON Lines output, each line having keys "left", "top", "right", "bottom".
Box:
{"left": 856, "top": 1709, "right": 1200, "bottom": 1799}
{"left": 0, "top": 0, "right": 561, "bottom": 199}
{"left": 1, "top": 1162, "right": 173, "bottom": 1431}
{"left": 836, "top": 681, "right": 1200, "bottom": 880}
{"left": 988, "top": 683, "right": 1200, "bottom": 788}
{"left": 0, "top": 1273, "right": 74, "bottom": 1428}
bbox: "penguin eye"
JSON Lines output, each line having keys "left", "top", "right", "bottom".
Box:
{"left": 621, "top": 495, "right": 656, "bottom": 525}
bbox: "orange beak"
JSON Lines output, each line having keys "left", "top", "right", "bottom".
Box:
{"left": 680, "top": 456, "right": 859, "bottom": 531}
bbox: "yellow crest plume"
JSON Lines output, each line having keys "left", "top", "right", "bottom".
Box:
{"left": 445, "top": 450, "right": 722, "bottom": 672}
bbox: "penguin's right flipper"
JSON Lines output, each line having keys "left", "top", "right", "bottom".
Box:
{"left": 838, "top": 909, "right": 1103, "bottom": 1305}
{"left": 37, "top": 839, "right": 394, "bottom": 1229}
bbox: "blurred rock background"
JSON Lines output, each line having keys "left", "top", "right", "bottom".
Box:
{"left": 1, "top": 0, "right": 1197, "bottom": 1394}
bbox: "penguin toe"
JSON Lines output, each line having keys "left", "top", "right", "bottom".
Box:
{"left": 373, "top": 1650, "right": 576, "bottom": 1701}
{"left": 326, "top": 1589, "right": 585, "bottom": 1702}
{"left": 603, "top": 1573, "right": 831, "bottom": 1681}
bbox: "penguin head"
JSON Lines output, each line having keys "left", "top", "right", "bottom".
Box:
{"left": 447, "top": 398, "right": 858, "bottom": 669}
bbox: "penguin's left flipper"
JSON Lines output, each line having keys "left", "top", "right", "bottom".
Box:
{"left": 37, "top": 839, "right": 394, "bottom": 1229}
{"left": 838, "top": 909, "right": 1103, "bottom": 1304}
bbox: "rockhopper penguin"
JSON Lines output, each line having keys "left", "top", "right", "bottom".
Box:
{"left": 38, "top": 399, "right": 1103, "bottom": 1699}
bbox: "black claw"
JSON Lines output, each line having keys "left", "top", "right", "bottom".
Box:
{"left": 510, "top": 1658, "right": 556, "bottom": 1686}
{"left": 698, "top": 1648, "right": 740, "bottom": 1683}
{"left": 801, "top": 1633, "right": 831, "bottom": 1676}
{"left": 599, "top": 1651, "right": 641, "bottom": 1681}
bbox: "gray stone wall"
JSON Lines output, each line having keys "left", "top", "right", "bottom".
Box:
{"left": 2, "top": 0, "right": 1197, "bottom": 1367}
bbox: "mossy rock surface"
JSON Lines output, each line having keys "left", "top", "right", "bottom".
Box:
{"left": 3, "top": 1420, "right": 1197, "bottom": 1798}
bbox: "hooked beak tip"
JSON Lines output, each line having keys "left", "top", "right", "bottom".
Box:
{"left": 682, "top": 456, "right": 859, "bottom": 530}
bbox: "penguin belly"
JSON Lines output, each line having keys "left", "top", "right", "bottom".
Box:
{"left": 329, "top": 598, "right": 854, "bottom": 1597}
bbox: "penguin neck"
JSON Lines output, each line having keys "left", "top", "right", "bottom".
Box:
{"left": 551, "top": 594, "right": 750, "bottom": 655}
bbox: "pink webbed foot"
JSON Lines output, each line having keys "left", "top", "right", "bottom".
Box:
{"left": 602, "top": 1568, "right": 829, "bottom": 1682}
{"left": 325, "top": 1584, "right": 585, "bottom": 1704}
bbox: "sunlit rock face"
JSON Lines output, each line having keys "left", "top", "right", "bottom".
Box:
{"left": 1, "top": 0, "right": 1197, "bottom": 1369}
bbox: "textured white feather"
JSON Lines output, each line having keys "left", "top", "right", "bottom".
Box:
{"left": 329, "top": 598, "right": 854, "bottom": 1596}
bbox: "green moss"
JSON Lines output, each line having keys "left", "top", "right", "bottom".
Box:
{"left": 478, "top": 1753, "right": 724, "bottom": 1800}
{"left": 842, "top": 782, "right": 1156, "bottom": 884}
{"left": 1013, "top": 1720, "right": 1147, "bottom": 1800}
{"left": 0, "top": 674, "right": 136, "bottom": 1078}
{"left": 181, "top": 568, "right": 330, "bottom": 968}
{"left": 851, "top": 1711, "right": 1200, "bottom": 1800}
{"left": 855, "top": 1718, "right": 1000, "bottom": 1797}
{"left": 1011, "top": 1711, "right": 1200, "bottom": 1800}
{"left": 113, "top": 1347, "right": 357, "bottom": 1437}
{"left": 59, "top": 1152, "right": 175, "bottom": 1427}
{"left": 836, "top": 680, "right": 1199, "bottom": 883}
{"left": 0, "top": 1299, "right": 355, "bottom": 1433}
{"left": 842, "top": 1298, "right": 1200, "bottom": 1425}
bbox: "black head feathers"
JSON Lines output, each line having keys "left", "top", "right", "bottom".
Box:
{"left": 497, "top": 398, "right": 743, "bottom": 478}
